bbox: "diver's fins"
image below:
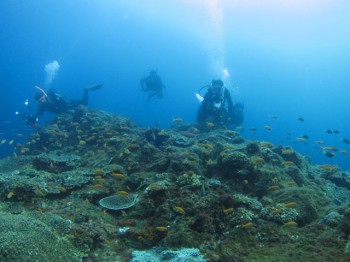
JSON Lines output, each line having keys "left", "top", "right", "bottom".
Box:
{"left": 84, "top": 84, "right": 103, "bottom": 91}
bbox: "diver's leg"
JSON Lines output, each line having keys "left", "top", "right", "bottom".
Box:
{"left": 197, "top": 106, "right": 206, "bottom": 122}
{"left": 157, "top": 90, "right": 163, "bottom": 99}
{"left": 82, "top": 90, "right": 89, "bottom": 105}
{"left": 147, "top": 91, "right": 156, "bottom": 102}
{"left": 69, "top": 90, "right": 88, "bottom": 108}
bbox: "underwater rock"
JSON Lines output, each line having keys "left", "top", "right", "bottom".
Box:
{"left": 268, "top": 186, "right": 331, "bottom": 225}
{"left": 144, "top": 128, "right": 171, "bottom": 148}
{"left": 319, "top": 211, "right": 344, "bottom": 227}
{"left": 32, "top": 152, "right": 81, "bottom": 173}
{"left": 275, "top": 146, "right": 304, "bottom": 168}
{"left": 246, "top": 141, "right": 260, "bottom": 155}
{"left": 285, "top": 166, "right": 306, "bottom": 186}
{"left": 168, "top": 149, "right": 203, "bottom": 175}
{"left": 218, "top": 150, "right": 252, "bottom": 175}
{"left": 325, "top": 171, "right": 350, "bottom": 190}
{"left": 207, "top": 178, "right": 222, "bottom": 188}
{"left": 169, "top": 133, "right": 193, "bottom": 147}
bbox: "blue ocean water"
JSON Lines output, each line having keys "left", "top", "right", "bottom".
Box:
{"left": 1, "top": 0, "right": 349, "bottom": 170}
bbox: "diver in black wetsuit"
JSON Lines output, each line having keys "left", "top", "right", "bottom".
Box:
{"left": 30, "top": 84, "right": 102, "bottom": 123}
{"left": 197, "top": 79, "right": 234, "bottom": 126}
{"left": 140, "top": 70, "right": 165, "bottom": 102}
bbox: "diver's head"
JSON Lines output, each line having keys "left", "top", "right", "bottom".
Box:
{"left": 210, "top": 79, "right": 224, "bottom": 95}
{"left": 211, "top": 79, "right": 224, "bottom": 88}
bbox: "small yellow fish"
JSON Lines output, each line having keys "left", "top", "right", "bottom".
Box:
{"left": 93, "top": 169, "right": 105, "bottom": 175}
{"left": 173, "top": 206, "right": 186, "bottom": 215}
{"left": 268, "top": 185, "right": 280, "bottom": 191}
{"left": 264, "top": 125, "right": 272, "bottom": 131}
{"left": 283, "top": 221, "right": 298, "bottom": 227}
{"left": 284, "top": 202, "right": 297, "bottom": 208}
{"left": 172, "top": 118, "right": 183, "bottom": 123}
{"left": 241, "top": 222, "right": 253, "bottom": 229}
{"left": 112, "top": 173, "right": 125, "bottom": 179}
{"left": 261, "top": 141, "right": 273, "bottom": 147}
{"left": 117, "top": 190, "right": 129, "bottom": 197}
{"left": 223, "top": 208, "right": 234, "bottom": 215}
{"left": 282, "top": 149, "right": 294, "bottom": 155}
{"left": 7, "top": 191, "right": 15, "bottom": 199}
{"left": 1, "top": 139, "right": 6, "bottom": 144}
{"left": 155, "top": 226, "right": 168, "bottom": 232}
{"left": 282, "top": 161, "right": 294, "bottom": 166}
{"left": 9, "top": 140, "right": 14, "bottom": 145}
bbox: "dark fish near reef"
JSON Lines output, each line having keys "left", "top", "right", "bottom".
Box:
{"left": 268, "top": 115, "right": 278, "bottom": 119}
{"left": 333, "top": 130, "right": 340, "bottom": 134}
{"left": 301, "top": 134, "right": 309, "bottom": 139}
{"left": 326, "top": 130, "right": 333, "bottom": 134}
{"left": 324, "top": 151, "right": 335, "bottom": 158}
{"left": 249, "top": 128, "right": 257, "bottom": 132}
{"left": 341, "top": 138, "right": 350, "bottom": 144}
{"left": 298, "top": 117, "right": 304, "bottom": 122}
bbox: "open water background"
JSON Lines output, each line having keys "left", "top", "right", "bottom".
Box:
{"left": 1, "top": 0, "right": 350, "bottom": 169}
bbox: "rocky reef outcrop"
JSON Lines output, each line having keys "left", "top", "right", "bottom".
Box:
{"left": 1, "top": 106, "right": 350, "bottom": 261}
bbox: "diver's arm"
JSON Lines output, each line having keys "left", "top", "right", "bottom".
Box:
{"left": 140, "top": 79, "right": 146, "bottom": 91}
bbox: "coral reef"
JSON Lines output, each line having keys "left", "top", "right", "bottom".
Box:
{"left": 1, "top": 107, "right": 350, "bottom": 261}
{"left": 99, "top": 194, "right": 139, "bottom": 210}
{"left": 0, "top": 209, "right": 83, "bottom": 261}
{"left": 131, "top": 247, "right": 206, "bottom": 262}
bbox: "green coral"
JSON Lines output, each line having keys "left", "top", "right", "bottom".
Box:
{"left": 176, "top": 173, "right": 203, "bottom": 188}
{"left": 0, "top": 211, "right": 83, "bottom": 261}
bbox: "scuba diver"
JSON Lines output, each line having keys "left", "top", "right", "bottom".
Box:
{"left": 17, "top": 84, "right": 102, "bottom": 125}
{"left": 196, "top": 79, "right": 244, "bottom": 128}
{"left": 140, "top": 70, "right": 165, "bottom": 102}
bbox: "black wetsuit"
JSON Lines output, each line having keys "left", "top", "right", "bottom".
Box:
{"left": 140, "top": 72, "right": 164, "bottom": 102}
{"left": 197, "top": 87, "right": 234, "bottom": 124}
{"left": 35, "top": 88, "right": 89, "bottom": 118}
